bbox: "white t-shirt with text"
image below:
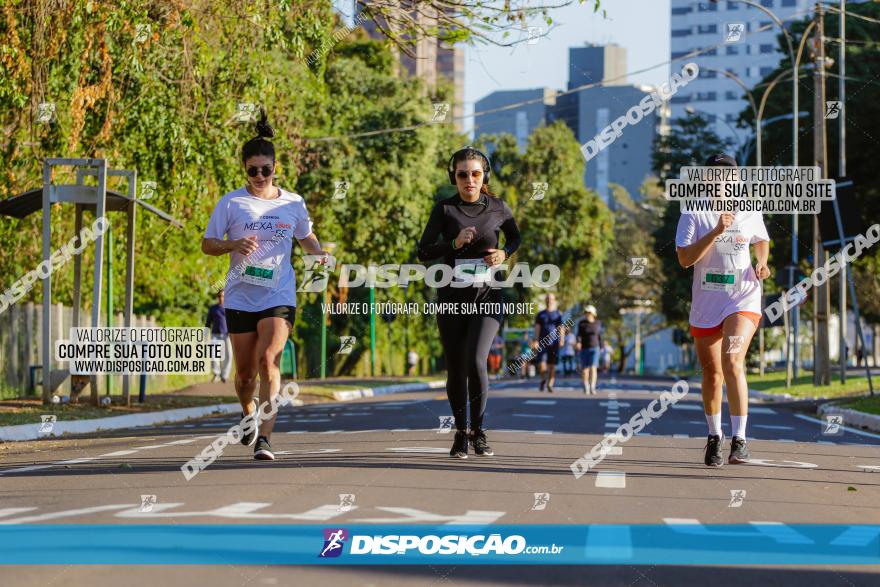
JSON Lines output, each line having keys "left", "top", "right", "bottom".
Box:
{"left": 675, "top": 211, "right": 769, "bottom": 328}
{"left": 205, "top": 186, "right": 313, "bottom": 312}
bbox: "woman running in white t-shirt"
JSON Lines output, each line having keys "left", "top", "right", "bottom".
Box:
{"left": 202, "top": 110, "right": 329, "bottom": 461}
{"left": 675, "top": 153, "right": 771, "bottom": 467}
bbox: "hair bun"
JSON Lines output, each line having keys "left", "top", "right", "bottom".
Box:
{"left": 255, "top": 106, "right": 275, "bottom": 139}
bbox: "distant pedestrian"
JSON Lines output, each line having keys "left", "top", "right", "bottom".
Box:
{"left": 407, "top": 349, "right": 419, "bottom": 376}
{"left": 206, "top": 290, "right": 232, "bottom": 383}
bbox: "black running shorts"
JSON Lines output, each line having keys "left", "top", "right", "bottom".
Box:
{"left": 226, "top": 305, "right": 296, "bottom": 334}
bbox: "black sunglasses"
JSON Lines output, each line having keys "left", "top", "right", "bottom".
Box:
{"left": 246, "top": 165, "right": 274, "bottom": 178}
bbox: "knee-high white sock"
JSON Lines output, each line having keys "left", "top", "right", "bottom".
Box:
{"left": 706, "top": 413, "right": 722, "bottom": 437}
{"left": 731, "top": 415, "right": 747, "bottom": 440}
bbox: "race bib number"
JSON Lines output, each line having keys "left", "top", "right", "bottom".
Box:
{"left": 453, "top": 258, "right": 490, "bottom": 284}
{"left": 701, "top": 267, "right": 738, "bottom": 292}
{"left": 240, "top": 261, "right": 281, "bottom": 288}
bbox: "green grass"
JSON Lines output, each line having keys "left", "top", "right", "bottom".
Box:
{"left": 0, "top": 394, "right": 233, "bottom": 427}
{"left": 839, "top": 395, "right": 880, "bottom": 416}
{"left": 746, "top": 371, "right": 872, "bottom": 398}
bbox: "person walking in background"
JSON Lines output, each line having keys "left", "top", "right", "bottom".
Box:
{"left": 534, "top": 293, "right": 563, "bottom": 393}
{"left": 576, "top": 305, "right": 602, "bottom": 395}
{"left": 407, "top": 349, "right": 419, "bottom": 376}
{"left": 488, "top": 334, "right": 504, "bottom": 376}
{"left": 601, "top": 341, "right": 613, "bottom": 375}
{"left": 206, "top": 290, "right": 232, "bottom": 383}
{"left": 561, "top": 327, "right": 576, "bottom": 377}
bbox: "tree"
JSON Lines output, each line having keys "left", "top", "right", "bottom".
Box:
{"left": 651, "top": 111, "right": 733, "bottom": 325}
{"left": 594, "top": 181, "right": 668, "bottom": 373}
{"left": 482, "top": 121, "right": 614, "bottom": 319}
{"left": 736, "top": 2, "right": 880, "bottom": 321}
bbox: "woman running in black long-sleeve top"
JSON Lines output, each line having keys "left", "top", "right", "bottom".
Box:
{"left": 417, "top": 146, "right": 521, "bottom": 459}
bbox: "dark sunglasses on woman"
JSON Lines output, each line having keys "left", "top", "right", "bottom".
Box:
{"left": 247, "top": 165, "right": 273, "bottom": 178}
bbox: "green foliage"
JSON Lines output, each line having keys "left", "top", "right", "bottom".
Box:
{"left": 482, "top": 122, "right": 614, "bottom": 321}
{"left": 739, "top": 2, "right": 880, "bottom": 320}
{"left": 651, "top": 111, "right": 734, "bottom": 325}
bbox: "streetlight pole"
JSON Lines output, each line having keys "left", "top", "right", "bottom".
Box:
{"left": 838, "top": 0, "right": 847, "bottom": 383}
{"left": 714, "top": 0, "right": 802, "bottom": 380}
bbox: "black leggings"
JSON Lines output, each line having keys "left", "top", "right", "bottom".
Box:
{"left": 437, "top": 313, "right": 500, "bottom": 431}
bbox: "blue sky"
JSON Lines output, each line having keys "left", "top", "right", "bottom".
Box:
{"left": 334, "top": 0, "right": 672, "bottom": 135}
{"left": 463, "top": 0, "right": 671, "bottom": 135}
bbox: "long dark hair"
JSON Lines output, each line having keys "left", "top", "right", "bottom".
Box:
{"left": 241, "top": 107, "right": 275, "bottom": 163}
{"left": 451, "top": 148, "right": 496, "bottom": 197}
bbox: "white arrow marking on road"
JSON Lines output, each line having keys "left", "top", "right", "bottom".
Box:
{"left": 352, "top": 507, "right": 504, "bottom": 525}
{"left": 0, "top": 504, "right": 132, "bottom": 524}
{"left": 116, "top": 503, "right": 352, "bottom": 521}
{"left": 745, "top": 459, "right": 818, "bottom": 468}
{"left": 524, "top": 400, "right": 556, "bottom": 405}
{"left": 595, "top": 471, "right": 626, "bottom": 488}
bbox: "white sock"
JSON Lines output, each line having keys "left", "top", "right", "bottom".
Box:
{"left": 731, "top": 415, "right": 747, "bottom": 440}
{"left": 706, "top": 413, "right": 723, "bottom": 437}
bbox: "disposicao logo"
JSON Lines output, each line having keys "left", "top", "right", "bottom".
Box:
{"left": 319, "top": 528, "right": 348, "bottom": 558}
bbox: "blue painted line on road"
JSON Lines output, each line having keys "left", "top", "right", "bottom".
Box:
{"left": 0, "top": 524, "right": 876, "bottom": 565}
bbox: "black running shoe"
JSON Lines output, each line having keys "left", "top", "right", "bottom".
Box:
{"left": 538, "top": 379, "right": 545, "bottom": 392}
{"left": 240, "top": 402, "right": 258, "bottom": 447}
{"left": 253, "top": 435, "right": 274, "bottom": 460}
{"left": 450, "top": 430, "right": 468, "bottom": 459}
{"left": 471, "top": 429, "right": 494, "bottom": 456}
{"left": 704, "top": 434, "right": 724, "bottom": 467}
{"left": 728, "top": 436, "right": 751, "bottom": 464}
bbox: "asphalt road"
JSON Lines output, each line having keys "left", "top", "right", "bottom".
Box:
{"left": 1, "top": 375, "right": 879, "bottom": 586}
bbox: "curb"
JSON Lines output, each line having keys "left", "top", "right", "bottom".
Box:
{"left": 0, "top": 402, "right": 246, "bottom": 442}
{"left": 817, "top": 402, "right": 880, "bottom": 433}
{"left": 1, "top": 380, "right": 445, "bottom": 442}
{"left": 330, "top": 380, "right": 446, "bottom": 401}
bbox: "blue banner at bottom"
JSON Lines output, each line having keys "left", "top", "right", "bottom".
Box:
{"left": 0, "top": 524, "right": 877, "bottom": 565}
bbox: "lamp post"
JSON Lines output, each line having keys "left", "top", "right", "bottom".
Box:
{"left": 713, "top": 0, "right": 803, "bottom": 379}
{"left": 320, "top": 242, "right": 336, "bottom": 379}
{"left": 620, "top": 300, "right": 653, "bottom": 376}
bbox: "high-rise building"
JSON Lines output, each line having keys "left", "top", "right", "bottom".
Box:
{"left": 550, "top": 45, "right": 665, "bottom": 204}
{"left": 474, "top": 44, "right": 665, "bottom": 205}
{"left": 474, "top": 89, "right": 558, "bottom": 152}
{"left": 357, "top": 1, "right": 465, "bottom": 130}
{"left": 668, "top": 0, "right": 812, "bottom": 146}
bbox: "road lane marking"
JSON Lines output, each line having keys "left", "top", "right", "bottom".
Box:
{"left": 745, "top": 458, "right": 818, "bottom": 468}
{"left": 524, "top": 400, "right": 556, "bottom": 405}
{"left": 534, "top": 430, "right": 553, "bottom": 435}
{"left": 857, "top": 465, "right": 880, "bottom": 472}
{"left": 386, "top": 447, "right": 449, "bottom": 453}
{"left": 753, "top": 425, "right": 795, "bottom": 431}
{"left": 513, "top": 414, "right": 552, "bottom": 418}
{"left": 352, "top": 506, "right": 505, "bottom": 525}
{"left": 0, "top": 504, "right": 132, "bottom": 525}
{"left": 794, "top": 414, "right": 880, "bottom": 440}
{"left": 673, "top": 434, "right": 690, "bottom": 439}
{"left": 595, "top": 471, "right": 626, "bottom": 488}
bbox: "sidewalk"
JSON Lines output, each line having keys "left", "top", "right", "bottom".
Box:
{"left": 0, "top": 376, "right": 446, "bottom": 442}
